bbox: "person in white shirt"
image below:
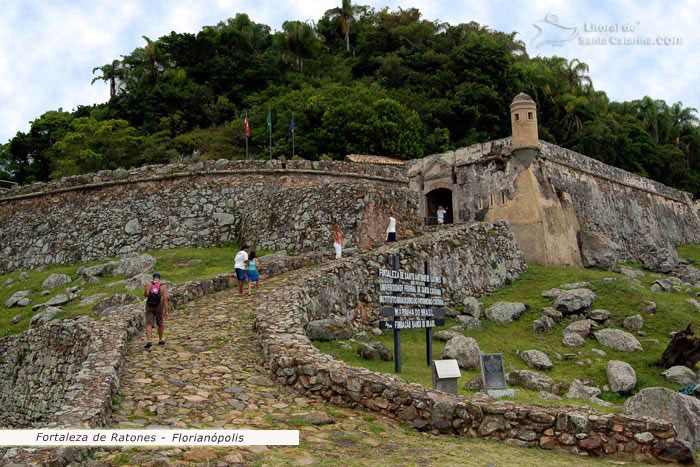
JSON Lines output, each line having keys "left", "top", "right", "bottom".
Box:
{"left": 386, "top": 215, "right": 397, "bottom": 243}
{"left": 437, "top": 206, "right": 447, "bottom": 225}
{"left": 333, "top": 224, "right": 344, "bottom": 259}
{"left": 234, "top": 245, "right": 250, "bottom": 296}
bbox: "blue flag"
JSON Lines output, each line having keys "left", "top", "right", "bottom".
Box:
{"left": 290, "top": 114, "right": 294, "bottom": 134}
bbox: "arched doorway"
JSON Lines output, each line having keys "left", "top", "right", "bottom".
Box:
{"left": 425, "top": 188, "right": 453, "bottom": 225}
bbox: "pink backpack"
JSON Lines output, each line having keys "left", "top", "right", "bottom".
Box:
{"left": 146, "top": 282, "right": 161, "bottom": 306}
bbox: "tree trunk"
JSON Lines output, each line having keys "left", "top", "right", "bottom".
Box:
{"left": 658, "top": 324, "right": 700, "bottom": 369}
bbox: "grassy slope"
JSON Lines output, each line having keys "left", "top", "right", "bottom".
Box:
{"left": 0, "top": 246, "right": 271, "bottom": 338}
{"left": 316, "top": 249, "right": 700, "bottom": 408}
{"left": 4, "top": 243, "right": 700, "bottom": 409}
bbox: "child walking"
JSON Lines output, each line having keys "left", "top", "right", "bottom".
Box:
{"left": 247, "top": 251, "right": 260, "bottom": 294}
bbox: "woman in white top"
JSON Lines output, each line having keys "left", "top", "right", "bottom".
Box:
{"left": 386, "top": 215, "right": 397, "bottom": 242}
{"left": 333, "top": 224, "right": 344, "bottom": 259}
{"left": 437, "top": 206, "right": 446, "bottom": 225}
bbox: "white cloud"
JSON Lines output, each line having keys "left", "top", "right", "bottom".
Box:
{"left": 1, "top": 0, "right": 699, "bottom": 144}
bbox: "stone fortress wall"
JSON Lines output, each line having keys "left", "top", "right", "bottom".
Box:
{"left": 0, "top": 159, "right": 419, "bottom": 274}
{"left": 409, "top": 134, "right": 700, "bottom": 267}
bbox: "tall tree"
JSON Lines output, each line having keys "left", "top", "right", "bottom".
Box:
{"left": 91, "top": 59, "right": 125, "bottom": 98}
{"left": 276, "top": 21, "right": 318, "bottom": 72}
{"left": 327, "top": 0, "right": 361, "bottom": 52}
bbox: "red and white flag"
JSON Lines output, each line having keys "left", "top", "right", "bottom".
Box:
{"left": 244, "top": 113, "right": 250, "bottom": 138}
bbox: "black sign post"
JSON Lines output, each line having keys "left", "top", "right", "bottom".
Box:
{"left": 425, "top": 260, "right": 432, "bottom": 366}
{"left": 391, "top": 255, "right": 401, "bottom": 373}
{"left": 378, "top": 255, "right": 445, "bottom": 373}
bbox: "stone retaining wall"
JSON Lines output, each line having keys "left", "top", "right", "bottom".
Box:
{"left": 254, "top": 221, "right": 690, "bottom": 463}
{"left": 0, "top": 248, "right": 349, "bottom": 431}
{"left": 0, "top": 160, "right": 419, "bottom": 273}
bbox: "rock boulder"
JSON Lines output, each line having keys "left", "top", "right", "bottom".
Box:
{"left": 455, "top": 315, "right": 481, "bottom": 330}
{"left": 554, "top": 288, "right": 596, "bottom": 314}
{"left": 662, "top": 366, "right": 697, "bottom": 386}
{"left": 623, "top": 314, "right": 644, "bottom": 331}
{"left": 306, "top": 316, "right": 353, "bottom": 341}
{"left": 357, "top": 341, "right": 393, "bottom": 361}
{"left": 624, "top": 387, "right": 700, "bottom": 449}
{"left": 639, "top": 244, "right": 679, "bottom": 273}
{"left": 532, "top": 316, "right": 555, "bottom": 334}
{"left": 30, "top": 306, "right": 62, "bottom": 328}
{"left": 5, "top": 290, "right": 31, "bottom": 308}
{"left": 440, "top": 336, "right": 481, "bottom": 369}
{"left": 519, "top": 350, "right": 553, "bottom": 370}
{"left": 485, "top": 302, "right": 527, "bottom": 324}
{"left": 42, "top": 273, "right": 72, "bottom": 289}
{"left": 506, "top": 370, "right": 553, "bottom": 391}
{"left": 563, "top": 319, "right": 592, "bottom": 336}
{"left": 606, "top": 360, "right": 636, "bottom": 394}
{"left": 113, "top": 253, "right": 156, "bottom": 278}
{"left": 594, "top": 329, "right": 643, "bottom": 352}
{"left": 562, "top": 333, "right": 585, "bottom": 347}
{"left": 462, "top": 297, "right": 482, "bottom": 318}
{"left": 578, "top": 231, "right": 620, "bottom": 270}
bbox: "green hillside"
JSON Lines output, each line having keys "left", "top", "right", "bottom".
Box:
{"left": 316, "top": 251, "right": 700, "bottom": 408}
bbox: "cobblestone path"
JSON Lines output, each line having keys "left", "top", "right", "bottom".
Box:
{"left": 84, "top": 274, "right": 640, "bottom": 467}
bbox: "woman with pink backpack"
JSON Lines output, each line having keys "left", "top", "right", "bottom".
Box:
{"left": 143, "top": 272, "right": 169, "bottom": 349}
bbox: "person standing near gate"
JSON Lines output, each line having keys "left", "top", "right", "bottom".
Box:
{"left": 386, "top": 215, "right": 397, "bottom": 243}
{"left": 437, "top": 205, "right": 447, "bottom": 225}
{"left": 333, "top": 224, "right": 344, "bottom": 259}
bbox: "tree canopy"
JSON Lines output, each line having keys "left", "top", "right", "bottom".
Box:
{"left": 3, "top": 5, "right": 700, "bottom": 196}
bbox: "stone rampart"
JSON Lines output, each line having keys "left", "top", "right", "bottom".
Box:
{"left": 0, "top": 160, "right": 419, "bottom": 274}
{"left": 254, "top": 222, "right": 690, "bottom": 463}
{"left": 537, "top": 141, "right": 700, "bottom": 260}
{"left": 411, "top": 137, "right": 700, "bottom": 266}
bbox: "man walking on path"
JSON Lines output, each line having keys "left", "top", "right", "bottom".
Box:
{"left": 235, "top": 245, "right": 250, "bottom": 296}
{"left": 144, "top": 272, "right": 168, "bottom": 349}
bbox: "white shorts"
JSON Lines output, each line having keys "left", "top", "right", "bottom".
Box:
{"left": 334, "top": 242, "right": 342, "bottom": 259}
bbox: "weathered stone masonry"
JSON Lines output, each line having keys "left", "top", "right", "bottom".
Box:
{"left": 255, "top": 222, "right": 689, "bottom": 463}
{"left": 409, "top": 137, "right": 700, "bottom": 267}
{"left": 0, "top": 159, "right": 420, "bottom": 273}
{"left": 0, "top": 250, "right": 349, "bottom": 431}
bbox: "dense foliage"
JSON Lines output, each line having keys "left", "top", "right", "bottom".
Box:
{"left": 2, "top": 5, "right": 699, "bottom": 195}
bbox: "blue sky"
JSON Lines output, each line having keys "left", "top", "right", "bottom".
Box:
{"left": 1, "top": 0, "right": 697, "bottom": 144}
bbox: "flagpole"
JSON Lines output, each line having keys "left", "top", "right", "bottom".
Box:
{"left": 245, "top": 111, "right": 249, "bottom": 160}
{"left": 291, "top": 112, "right": 295, "bottom": 158}
{"left": 269, "top": 108, "right": 272, "bottom": 160}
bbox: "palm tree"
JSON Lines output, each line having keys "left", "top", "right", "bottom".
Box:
{"left": 564, "top": 59, "right": 592, "bottom": 94}
{"left": 279, "top": 21, "right": 318, "bottom": 72}
{"left": 669, "top": 102, "right": 699, "bottom": 146}
{"left": 327, "top": 0, "right": 360, "bottom": 52}
{"left": 122, "top": 36, "right": 168, "bottom": 87}
{"left": 91, "top": 59, "right": 124, "bottom": 98}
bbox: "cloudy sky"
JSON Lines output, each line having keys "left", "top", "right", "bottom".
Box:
{"left": 1, "top": 0, "right": 697, "bottom": 144}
